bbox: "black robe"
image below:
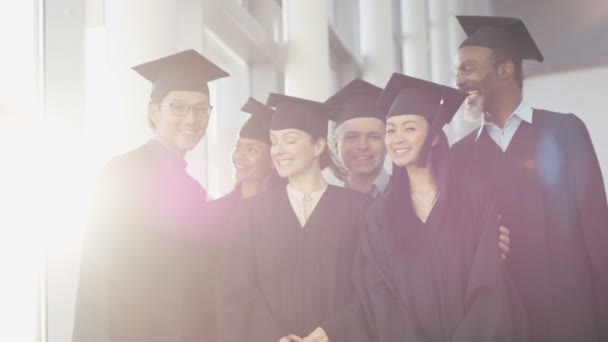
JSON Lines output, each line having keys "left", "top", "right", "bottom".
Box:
{"left": 353, "top": 176, "right": 527, "bottom": 342}
{"left": 218, "top": 185, "right": 373, "bottom": 342}
{"left": 207, "top": 187, "right": 242, "bottom": 227}
{"left": 451, "top": 110, "right": 608, "bottom": 342}
{"left": 73, "top": 140, "right": 215, "bottom": 342}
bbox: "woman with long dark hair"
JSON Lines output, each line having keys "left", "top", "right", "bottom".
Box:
{"left": 353, "top": 73, "right": 527, "bottom": 342}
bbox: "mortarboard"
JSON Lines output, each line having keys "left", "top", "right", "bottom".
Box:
{"left": 266, "top": 93, "right": 332, "bottom": 140}
{"left": 132, "top": 49, "right": 229, "bottom": 101}
{"left": 325, "top": 79, "right": 385, "bottom": 126}
{"left": 457, "top": 15, "right": 543, "bottom": 62}
{"left": 239, "top": 97, "right": 274, "bottom": 145}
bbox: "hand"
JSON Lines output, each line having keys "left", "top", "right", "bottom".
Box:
{"left": 498, "top": 225, "right": 510, "bottom": 260}
{"left": 302, "top": 327, "right": 329, "bottom": 342}
{"left": 280, "top": 335, "right": 303, "bottom": 342}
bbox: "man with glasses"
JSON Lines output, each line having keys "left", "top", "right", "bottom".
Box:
{"left": 73, "top": 49, "right": 228, "bottom": 342}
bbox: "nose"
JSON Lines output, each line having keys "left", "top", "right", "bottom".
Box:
{"left": 387, "top": 132, "right": 405, "bottom": 147}
{"left": 270, "top": 143, "right": 284, "bottom": 158}
{"left": 232, "top": 148, "right": 244, "bottom": 162}
{"left": 355, "top": 136, "right": 370, "bottom": 150}
{"left": 181, "top": 108, "right": 199, "bottom": 124}
{"left": 456, "top": 71, "right": 467, "bottom": 90}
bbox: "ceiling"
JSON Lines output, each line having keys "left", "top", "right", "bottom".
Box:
{"left": 485, "top": 0, "right": 608, "bottom": 75}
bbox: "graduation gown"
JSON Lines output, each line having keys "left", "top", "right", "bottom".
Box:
{"left": 353, "top": 176, "right": 527, "bottom": 342}
{"left": 218, "top": 185, "right": 373, "bottom": 342}
{"left": 451, "top": 110, "right": 608, "bottom": 342}
{"left": 73, "top": 140, "right": 215, "bottom": 342}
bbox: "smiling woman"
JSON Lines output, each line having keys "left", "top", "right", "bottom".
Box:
{"left": 218, "top": 93, "right": 373, "bottom": 342}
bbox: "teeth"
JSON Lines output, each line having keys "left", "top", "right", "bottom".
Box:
{"left": 394, "top": 148, "right": 410, "bottom": 154}
{"left": 276, "top": 159, "right": 292, "bottom": 166}
{"left": 467, "top": 90, "right": 479, "bottom": 96}
{"left": 234, "top": 163, "right": 246, "bottom": 169}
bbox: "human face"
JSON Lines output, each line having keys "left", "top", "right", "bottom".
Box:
{"left": 385, "top": 114, "right": 429, "bottom": 168}
{"left": 232, "top": 137, "right": 273, "bottom": 182}
{"left": 455, "top": 46, "right": 500, "bottom": 120}
{"left": 334, "top": 117, "right": 386, "bottom": 178}
{"left": 148, "top": 90, "right": 210, "bottom": 156}
{"left": 269, "top": 129, "right": 325, "bottom": 179}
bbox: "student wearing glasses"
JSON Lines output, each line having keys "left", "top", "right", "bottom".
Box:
{"left": 73, "top": 50, "right": 228, "bottom": 342}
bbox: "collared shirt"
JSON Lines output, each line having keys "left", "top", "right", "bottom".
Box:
{"left": 286, "top": 184, "right": 328, "bottom": 227}
{"left": 367, "top": 168, "right": 390, "bottom": 198}
{"left": 475, "top": 100, "right": 533, "bottom": 152}
{"left": 343, "top": 168, "right": 390, "bottom": 198}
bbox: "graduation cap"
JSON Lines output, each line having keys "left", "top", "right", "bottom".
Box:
{"left": 132, "top": 49, "right": 229, "bottom": 101}
{"left": 239, "top": 97, "right": 275, "bottom": 144}
{"left": 457, "top": 15, "right": 543, "bottom": 62}
{"left": 325, "top": 79, "right": 385, "bottom": 126}
{"left": 266, "top": 93, "right": 332, "bottom": 139}
{"left": 377, "top": 72, "right": 467, "bottom": 166}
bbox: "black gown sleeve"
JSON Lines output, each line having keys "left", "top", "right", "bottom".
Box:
{"left": 352, "top": 203, "right": 422, "bottom": 342}
{"left": 563, "top": 114, "right": 608, "bottom": 339}
{"left": 451, "top": 182, "right": 528, "bottom": 342}
{"left": 321, "top": 203, "right": 374, "bottom": 342}
{"left": 217, "top": 203, "right": 291, "bottom": 342}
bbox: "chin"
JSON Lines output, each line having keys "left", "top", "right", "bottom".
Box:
{"left": 350, "top": 166, "right": 379, "bottom": 177}
{"left": 391, "top": 157, "right": 413, "bottom": 168}
{"left": 274, "top": 168, "right": 292, "bottom": 178}
{"left": 463, "top": 98, "right": 484, "bottom": 122}
{"left": 177, "top": 144, "right": 197, "bottom": 154}
{"left": 234, "top": 172, "right": 246, "bottom": 182}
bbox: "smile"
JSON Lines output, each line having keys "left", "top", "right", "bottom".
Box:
{"left": 179, "top": 129, "right": 200, "bottom": 135}
{"left": 275, "top": 158, "right": 294, "bottom": 167}
{"left": 392, "top": 148, "right": 411, "bottom": 155}
{"left": 352, "top": 155, "right": 373, "bottom": 160}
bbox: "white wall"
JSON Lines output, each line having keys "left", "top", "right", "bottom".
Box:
{"left": 524, "top": 66, "right": 608, "bottom": 192}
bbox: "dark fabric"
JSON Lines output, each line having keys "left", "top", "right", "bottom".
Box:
{"left": 353, "top": 175, "right": 528, "bottom": 342}
{"left": 456, "top": 16, "right": 544, "bottom": 62}
{"left": 376, "top": 73, "right": 467, "bottom": 122}
{"left": 218, "top": 185, "right": 373, "bottom": 342}
{"left": 451, "top": 110, "right": 608, "bottom": 342}
{"left": 267, "top": 93, "right": 331, "bottom": 140}
{"left": 72, "top": 140, "right": 217, "bottom": 342}
{"left": 325, "top": 78, "right": 385, "bottom": 126}
{"left": 132, "top": 49, "right": 229, "bottom": 99}
{"left": 240, "top": 97, "right": 274, "bottom": 144}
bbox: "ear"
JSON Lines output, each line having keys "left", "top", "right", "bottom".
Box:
{"left": 497, "top": 59, "right": 515, "bottom": 81}
{"left": 148, "top": 102, "right": 160, "bottom": 128}
{"left": 314, "top": 137, "right": 327, "bottom": 157}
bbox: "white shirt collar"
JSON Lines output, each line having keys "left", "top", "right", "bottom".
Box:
{"left": 475, "top": 100, "right": 533, "bottom": 141}
{"left": 369, "top": 168, "right": 390, "bottom": 198}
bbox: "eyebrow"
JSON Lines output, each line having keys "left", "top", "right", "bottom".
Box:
{"left": 455, "top": 61, "right": 475, "bottom": 70}
{"left": 284, "top": 131, "right": 302, "bottom": 137}
{"left": 388, "top": 119, "right": 418, "bottom": 126}
{"left": 167, "top": 99, "right": 208, "bottom": 105}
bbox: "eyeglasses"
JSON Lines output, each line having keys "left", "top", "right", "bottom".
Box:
{"left": 160, "top": 102, "right": 213, "bottom": 117}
